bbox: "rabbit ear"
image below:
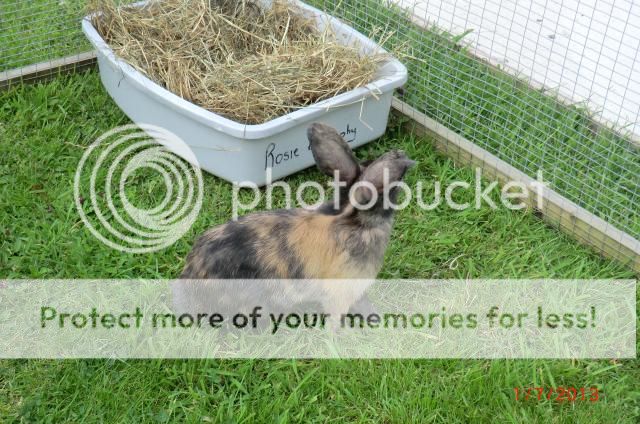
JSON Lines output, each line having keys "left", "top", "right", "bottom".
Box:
{"left": 353, "top": 150, "right": 416, "bottom": 204}
{"left": 307, "top": 123, "right": 360, "bottom": 185}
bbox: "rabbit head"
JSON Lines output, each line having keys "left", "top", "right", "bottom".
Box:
{"left": 307, "top": 122, "right": 416, "bottom": 223}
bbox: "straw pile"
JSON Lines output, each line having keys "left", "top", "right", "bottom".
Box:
{"left": 89, "top": 0, "right": 387, "bottom": 124}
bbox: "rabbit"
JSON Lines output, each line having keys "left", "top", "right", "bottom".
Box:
{"left": 173, "top": 122, "right": 415, "bottom": 326}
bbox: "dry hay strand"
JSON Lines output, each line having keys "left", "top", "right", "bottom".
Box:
{"left": 88, "top": 0, "right": 389, "bottom": 124}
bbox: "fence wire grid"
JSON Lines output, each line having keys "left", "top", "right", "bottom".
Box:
{"left": 1, "top": 0, "right": 639, "bottom": 269}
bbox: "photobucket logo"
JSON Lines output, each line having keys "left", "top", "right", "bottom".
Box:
{"left": 74, "top": 124, "right": 203, "bottom": 253}
{"left": 232, "top": 168, "right": 548, "bottom": 219}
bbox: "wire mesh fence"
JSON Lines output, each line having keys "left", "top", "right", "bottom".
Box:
{"left": 1, "top": 0, "right": 639, "bottom": 268}
{"left": 0, "top": 0, "right": 89, "bottom": 74}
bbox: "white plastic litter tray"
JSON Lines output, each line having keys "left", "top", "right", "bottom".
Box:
{"left": 82, "top": 1, "right": 408, "bottom": 185}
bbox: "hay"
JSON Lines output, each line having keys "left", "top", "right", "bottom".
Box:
{"left": 88, "top": 0, "right": 388, "bottom": 124}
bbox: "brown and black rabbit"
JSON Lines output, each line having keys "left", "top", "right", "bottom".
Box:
{"left": 173, "top": 122, "right": 415, "bottom": 322}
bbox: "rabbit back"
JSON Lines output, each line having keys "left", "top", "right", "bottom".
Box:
{"left": 179, "top": 207, "right": 387, "bottom": 280}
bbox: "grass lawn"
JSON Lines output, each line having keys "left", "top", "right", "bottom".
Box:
{"left": 1, "top": 72, "right": 638, "bottom": 423}
{"left": 1, "top": 0, "right": 639, "bottom": 422}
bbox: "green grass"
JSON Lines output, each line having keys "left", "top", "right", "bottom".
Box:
{"left": 1, "top": 1, "right": 639, "bottom": 421}
{"left": 1, "top": 72, "right": 639, "bottom": 423}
